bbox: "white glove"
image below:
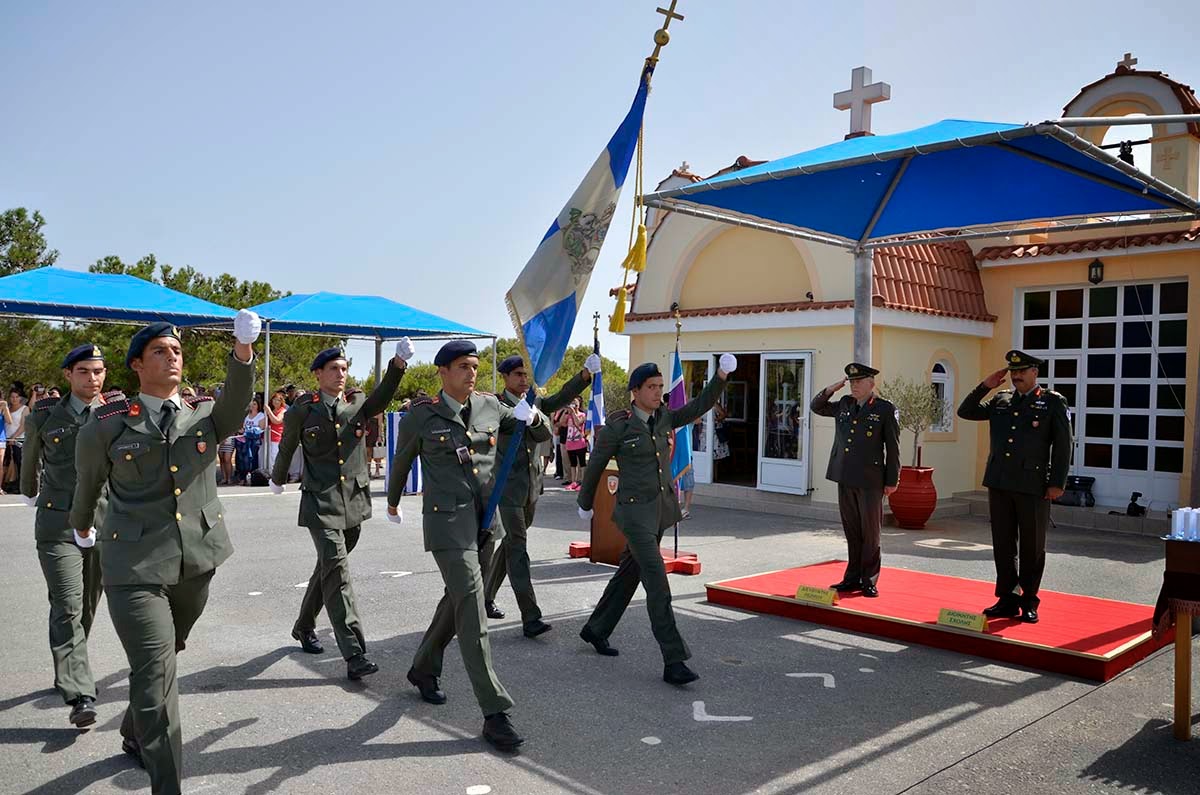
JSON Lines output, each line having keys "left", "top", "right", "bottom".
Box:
{"left": 234, "top": 309, "right": 262, "bottom": 345}
{"left": 578, "top": 507, "right": 593, "bottom": 520}
{"left": 74, "top": 529, "right": 96, "bottom": 549}
{"left": 395, "top": 336, "right": 415, "bottom": 361}
{"left": 269, "top": 481, "right": 284, "bottom": 495}
{"left": 387, "top": 506, "right": 403, "bottom": 524}
{"left": 513, "top": 400, "right": 533, "bottom": 423}
{"left": 21, "top": 495, "right": 36, "bottom": 508}
{"left": 584, "top": 353, "right": 602, "bottom": 374}
{"left": 719, "top": 353, "right": 737, "bottom": 374}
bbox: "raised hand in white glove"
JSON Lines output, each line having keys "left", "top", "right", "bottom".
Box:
{"left": 234, "top": 309, "right": 262, "bottom": 345}
{"left": 584, "top": 353, "right": 602, "bottom": 374}
{"left": 21, "top": 495, "right": 36, "bottom": 508}
{"left": 719, "top": 353, "right": 738, "bottom": 375}
{"left": 269, "top": 481, "right": 284, "bottom": 495}
{"left": 74, "top": 528, "right": 96, "bottom": 549}
{"left": 395, "top": 336, "right": 415, "bottom": 362}
{"left": 578, "top": 506, "right": 594, "bottom": 520}
{"left": 513, "top": 399, "right": 533, "bottom": 423}
{"left": 387, "top": 505, "right": 403, "bottom": 524}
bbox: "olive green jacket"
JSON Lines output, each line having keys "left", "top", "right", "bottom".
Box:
{"left": 496, "top": 371, "right": 588, "bottom": 508}
{"left": 957, "top": 382, "right": 1072, "bottom": 496}
{"left": 70, "top": 352, "right": 254, "bottom": 586}
{"left": 272, "top": 359, "right": 405, "bottom": 530}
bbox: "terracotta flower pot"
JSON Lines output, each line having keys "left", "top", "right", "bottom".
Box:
{"left": 889, "top": 466, "right": 937, "bottom": 529}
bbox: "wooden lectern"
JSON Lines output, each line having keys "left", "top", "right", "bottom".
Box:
{"left": 590, "top": 461, "right": 625, "bottom": 565}
{"left": 1164, "top": 539, "right": 1200, "bottom": 741}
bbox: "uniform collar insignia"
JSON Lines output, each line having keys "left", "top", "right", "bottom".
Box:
{"left": 128, "top": 403, "right": 142, "bottom": 417}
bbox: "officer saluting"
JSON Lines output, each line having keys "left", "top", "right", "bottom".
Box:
{"left": 20, "top": 344, "right": 119, "bottom": 728}
{"left": 386, "top": 340, "right": 539, "bottom": 752}
{"left": 958, "top": 350, "right": 1071, "bottom": 623}
{"left": 269, "top": 339, "right": 412, "bottom": 679}
{"left": 71, "top": 311, "right": 260, "bottom": 795}
{"left": 576, "top": 355, "right": 735, "bottom": 685}
{"left": 482, "top": 352, "right": 599, "bottom": 636}
{"left": 810, "top": 363, "right": 900, "bottom": 597}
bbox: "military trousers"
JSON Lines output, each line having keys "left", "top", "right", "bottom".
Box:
{"left": 412, "top": 538, "right": 514, "bottom": 716}
{"left": 295, "top": 525, "right": 365, "bottom": 660}
{"left": 987, "top": 488, "right": 1048, "bottom": 609}
{"left": 583, "top": 519, "right": 691, "bottom": 665}
{"left": 37, "top": 539, "right": 104, "bottom": 704}
{"left": 837, "top": 484, "right": 883, "bottom": 586}
{"left": 107, "top": 569, "right": 215, "bottom": 795}
{"left": 484, "top": 502, "right": 542, "bottom": 624}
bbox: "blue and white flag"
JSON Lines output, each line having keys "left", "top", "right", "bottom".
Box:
{"left": 506, "top": 65, "right": 652, "bottom": 386}
{"left": 585, "top": 337, "right": 605, "bottom": 450}
{"left": 668, "top": 343, "right": 691, "bottom": 485}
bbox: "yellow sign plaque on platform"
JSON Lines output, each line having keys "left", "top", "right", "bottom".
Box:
{"left": 937, "top": 608, "right": 988, "bottom": 633}
{"left": 794, "top": 585, "right": 839, "bottom": 606}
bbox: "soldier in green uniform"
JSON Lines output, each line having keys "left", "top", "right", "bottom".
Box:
{"left": 482, "top": 352, "right": 599, "bottom": 636}
{"left": 810, "top": 363, "right": 901, "bottom": 598}
{"left": 576, "top": 354, "right": 736, "bottom": 685}
{"left": 386, "top": 339, "right": 537, "bottom": 751}
{"left": 269, "top": 339, "right": 412, "bottom": 678}
{"left": 71, "top": 311, "right": 260, "bottom": 795}
{"left": 958, "top": 349, "right": 1071, "bottom": 623}
{"left": 20, "top": 344, "right": 117, "bottom": 728}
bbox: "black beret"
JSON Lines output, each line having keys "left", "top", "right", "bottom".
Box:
{"left": 310, "top": 348, "right": 348, "bottom": 371}
{"left": 434, "top": 340, "right": 478, "bottom": 367}
{"left": 1005, "top": 349, "right": 1044, "bottom": 370}
{"left": 844, "top": 362, "right": 880, "bottom": 381}
{"left": 498, "top": 355, "right": 525, "bottom": 375}
{"left": 62, "top": 343, "right": 104, "bottom": 369}
{"left": 627, "top": 362, "right": 662, "bottom": 391}
{"left": 126, "top": 323, "right": 181, "bottom": 366}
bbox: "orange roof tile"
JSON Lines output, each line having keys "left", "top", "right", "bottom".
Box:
{"left": 976, "top": 225, "right": 1200, "bottom": 261}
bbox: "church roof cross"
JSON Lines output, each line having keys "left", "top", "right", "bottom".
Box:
{"left": 1118, "top": 52, "right": 1138, "bottom": 71}
{"left": 833, "top": 66, "right": 891, "bottom": 139}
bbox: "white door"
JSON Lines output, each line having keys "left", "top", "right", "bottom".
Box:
{"left": 682, "top": 353, "right": 714, "bottom": 484}
{"left": 758, "top": 352, "right": 812, "bottom": 495}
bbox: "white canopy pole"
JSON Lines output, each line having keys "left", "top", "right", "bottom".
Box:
{"left": 262, "top": 321, "right": 272, "bottom": 474}
{"left": 1049, "top": 114, "right": 1200, "bottom": 127}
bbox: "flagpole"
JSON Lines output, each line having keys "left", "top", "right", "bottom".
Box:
{"left": 673, "top": 304, "right": 682, "bottom": 560}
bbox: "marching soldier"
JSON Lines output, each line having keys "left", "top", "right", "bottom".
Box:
{"left": 576, "top": 354, "right": 735, "bottom": 685}
{"left": 269, "top": 339, "right": 412, "bottom": 678}
{"left": 386, "top": 340, "right": 538, "bottom": 752}
{"left": 958, "top": 350, "right": 1071, "bottom": 623}
{"left": 482, "top": 352, "right": 599, "bottom": 635}
{"left": 20, "top": 344, "right": 118, "bottom": 728}
{"left": 70, "top": 311, "right": 260, "bottom": 795}
{"left": 810, "top": 363, "right": 901, "bottom": 597}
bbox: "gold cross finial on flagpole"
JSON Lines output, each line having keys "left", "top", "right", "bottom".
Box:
{"left": 593, "top": 311, "right": 600, "bottom": 334}
{"left": 648, "top": 1, "right": 684, "bottom": 64}
{"left": 671, "top": 301, "right": 682, "bottom": 342}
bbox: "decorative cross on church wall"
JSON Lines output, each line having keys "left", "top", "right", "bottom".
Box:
{"left": 834, "top": 66, "right": 891, "bottom": 139}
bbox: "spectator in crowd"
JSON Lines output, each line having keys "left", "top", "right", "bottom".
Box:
{"left": 552, "top": 405, "right": 570, "bottom": 481}
{"left": 30, "top": 383, "right": 47, "bottom": 404}
{"left": 366, "top": 412, "right": 385, "bottom": 477}
{"left": 284, "top": 384, "right": 298, "bottom": 406}
{"left": 218, "top": 428, "right": 237, "bottom": 486}
{"left": 47, "top": 387, "right": 61, "bottom": 399}
{"left": 563, "top": 396, "right": 589, "bottom": 491}
{"left": 180, "top": 386, "right": 196, "bottom": 399}
{"left": 266, "top": 391, "right": 287, "bottom": 472}
{"left": 2, "top": 385, "right": 29, "bottom": 493}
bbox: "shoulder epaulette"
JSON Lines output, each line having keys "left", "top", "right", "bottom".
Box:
{"left": 298, "top": 391, "right": 318, "bottom": 405}
{"left": 94, "top": 399, "right": 131, "bottom": 421}
{"left": 606, "top": 409, "right": 632, "bottom": 423}
{"left": 409, "top": 395, "right": 437, "bottom": 408}
{"left": 33, "top": 397, "right": 57, "bottom": 412}
{"left": 345, "top": 388, "right": 363, "bottom": 401}
{"left": 184, "top": 395, "right": 214, "bottom": 408}
{"left": 101, "top": 389, "right": 126, "bottom": 403}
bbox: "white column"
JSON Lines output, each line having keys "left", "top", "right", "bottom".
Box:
{"left": 853, "top": 248, "right": 873, "bottom": 363}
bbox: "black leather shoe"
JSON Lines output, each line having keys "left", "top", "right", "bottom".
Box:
{"left": 861, "top": 582, "right": 879, "bottom": 598}
{"left": 485, "top": 601, "right": 505, "bottom": 620}
{"left": 69, "top": 696, "right": 97, "bottom": 728}
{"left": 291, "top": 628, "right": 324, "bottom": 654}
{"left": 663, "top": 661, "right": 700, "bottom": 686}
{"left": 406, "top": 668, "right": 447, "bottom": 704}
{"left": 523, "top": 619, "right": 552, "bottom": 638}
{"left": 830, "top": 581, "right": 861, "bottom": 592}
{"left": 1020, "top": 608, "right": 1040, "bottom": 624}
{"left": 482, "top": 712, "right": 524, "bottom": 751}
{"left": 580, "top": 626, "right": 619, "bottom": 656}
{"left": 121, "top": 736, "right": 144, "bottom": 768}
{"left": 347, "top": 654, "right": 379, "bottom": 680}
{"left": 982, "top": 600, "right": 1021, "bottom": 618}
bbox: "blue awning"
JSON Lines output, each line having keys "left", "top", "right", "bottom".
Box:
{"left": 248, "top": 291, "right": 491, "bottom": 339}
{"left": 645, "top": 120, "right": 1200, "bottom": 247}
{"left": 0, "top": 266, "right": 238, "bottom": 325}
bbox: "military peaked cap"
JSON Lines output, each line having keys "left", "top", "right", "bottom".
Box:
{"left": 1005, "top": 349, "right": 1044, "bottom": 371}
{"left": 844, "top": 362, "right": 879, "bottom": 381}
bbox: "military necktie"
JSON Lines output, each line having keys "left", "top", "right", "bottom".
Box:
{"left": 160, "top": 401, "right": 177, "bottom": 435}
{"left": 648, "top": 413, "right": 656, "bottom": 436}
{"left": 460, "top": 402, "right": 471, "bottom": 428}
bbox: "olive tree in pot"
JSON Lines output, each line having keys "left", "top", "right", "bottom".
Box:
{"left": 879, "top": 376, "right": 949, "bottom": 529}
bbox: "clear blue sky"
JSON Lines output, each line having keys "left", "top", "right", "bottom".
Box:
{"left": 3, "top": 1, "right": 1196, "bottom": 376}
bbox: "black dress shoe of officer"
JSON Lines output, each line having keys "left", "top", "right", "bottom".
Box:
{"left": 982, "top": 600, "right": 1021, "bottom": 618}
{"left": 579, "top": 626, "right": 619, "bottom": 656}
{"left": 482, "top": 712, "right": 524, "bottom": 751}
{"left": 291, "top": 628, "right": 324, "bottom": 654}
{"left": 347, "top": 654, "right": 379, "bottom": 680}
{"left": 523, "top": 619, "right": 552, "bottom": 638}
{"left": 485, "top": 601, "right": 505, "bottom": 620}
{"left": 830, "top": 581, "right": 861, "bottom": 592}
{"left": 861, "top": 582, "right": 879, "bottom": 598}
{"left": 663, "top": 661, "right": 700, "bottom": 686}
{"left": 69, "top": 696, "right": 97, "bottom": 728}
{"left": 121, "top": 736, "right": 144, "bottom": 768}
{"left": 1020, "top": 608, "right": 1040, "bottom": 624}
{"left": 406, "top": 669, "right": 447, "bottom": 704}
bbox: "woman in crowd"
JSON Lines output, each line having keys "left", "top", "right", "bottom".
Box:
{"left": 265, "top": 390, "right": 287, "bottom": 472}
{"left": 2, "top": 385, "right": 27, "bottom": 494}
{"left": 563, "top": 396, "right": 589, "bottom": 491}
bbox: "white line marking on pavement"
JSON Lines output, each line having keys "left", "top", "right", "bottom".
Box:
{"left": 248, "top": 592, "right": 263, "bottom": 596}
{"left": 914, "top": 537, "right": 992, "bottom": 552}
{"left": 692, "top": 701, "right": 752, "bottom": 722}
{"left": 641, "top": 736, "right": 662, "bottom": 745}
{"left": 380, "top": 571, "right": 412, "bottom": 578}
{"left": 859, "top": 653, "right": 879, "bottom": 659}
{"left": 859, "top": 667, "right": 875, "bottom": 673}
{"left": 294, "top": 582, "right": 308, "bottom": 588}
{"left": 785, "top": 673, "right": 836, "bottom": 688}
{"left": 466, "top": 786, "right": 492, "bottom": 795}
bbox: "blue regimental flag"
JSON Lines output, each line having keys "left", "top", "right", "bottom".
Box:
{"left": 669, "top": 343, "right": 691, "bottom": 484}
{"left": 585, "top": 337, "right": 605, "bottom": 450}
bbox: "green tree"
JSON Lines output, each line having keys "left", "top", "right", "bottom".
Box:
{"left": 0, "top": 208, "right": 59, "bottom": 277}
{"left": 878, "top": 375, "right": 948, "bottom": 466}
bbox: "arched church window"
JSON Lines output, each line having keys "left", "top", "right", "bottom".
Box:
{"left": 930, "top": 361, "right": 953, "bottom": 433}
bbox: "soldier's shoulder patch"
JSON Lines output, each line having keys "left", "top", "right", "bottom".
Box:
{"left": 183, "top": 395, "right": 214, "bottom": 408}
{"left": 606, "top": 408, "right": 632, "bottom": 423}
{"left": 344, "top": 388, "right": 363, "bottom": 401}
{"left": 101, "top": 389, "right": 126, "bottom": 403}
{"left": 94, "top": 399, "right": 131, "bottom": 421}
{"left": 409, "top": 396, "right": 436, "bottom": 408}
{"left": 33, "top": 397, "right": 57, "bottom": 412}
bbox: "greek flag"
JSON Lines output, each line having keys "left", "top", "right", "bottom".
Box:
{"left": 669, "top": 343, "right": 691, "bottom": 484}
{"left": 505, "top": 64, "right": 652, "bottom": 386}
{"left": 585, "top": 338, "right": 605, "bottom": 449}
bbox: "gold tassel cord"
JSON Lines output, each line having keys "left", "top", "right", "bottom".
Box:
{"left": 609, "top": 286, "right": 628, "bottom": 333}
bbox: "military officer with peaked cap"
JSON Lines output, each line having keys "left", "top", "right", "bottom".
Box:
{"left": 958, "top": 349, "right": 1071, "bottom": 623}
{"left": 576, "top": 355, "right": 735, "bottom": 686}
{"left": 269, "top": 339, "right": 413, "bottom": 679}
{"left": 20, "top": 343, "right": 120, "bottom": 729}
{"left": 811, "top": 362, "right": 901, "bottom": 597}
{"left": 71, "top": 311, "right": 260, "bottom": 795}
{"left": 386, "top": 339, "right": 539, "bottom": 752}
{"left": 482, "top": 352, "right": 600, "bottom": 636}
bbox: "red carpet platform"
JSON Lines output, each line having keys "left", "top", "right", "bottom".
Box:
{"left": 706, "top": 561, "right": 1169, "bottom": 681}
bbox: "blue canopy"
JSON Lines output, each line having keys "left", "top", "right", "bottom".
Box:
{"left": 646, "top": 119, "right": 1200, "bottom": 247}
{"left": 0, "top": 266, "right": 238, "bottom": 325}
{"left": 248, "top": 291, "right": 490, "bottom": 339}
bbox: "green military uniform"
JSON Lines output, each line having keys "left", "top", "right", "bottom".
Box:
{"left": 810, "top": 363, "right": 900, "bottom": 590}
{"left": 388, "top": 388, "right": 533, "bottom": 716}
{"left": 272, "top": 359, "right": 405, "bottom": 660}
{"left": 957, "top": 350, "right": 1071, "bottom": 611}
{"left": 71, "top": 348, "right": 253, "bottom": 795}
{"left": 21, "top": 389, "right": 112, "bottom": 710}
{"left": 483, "top": 372, "right": 588, "bottom": 627}
{"left": 577, "top": 373, "right": 726, "bottom": 665}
